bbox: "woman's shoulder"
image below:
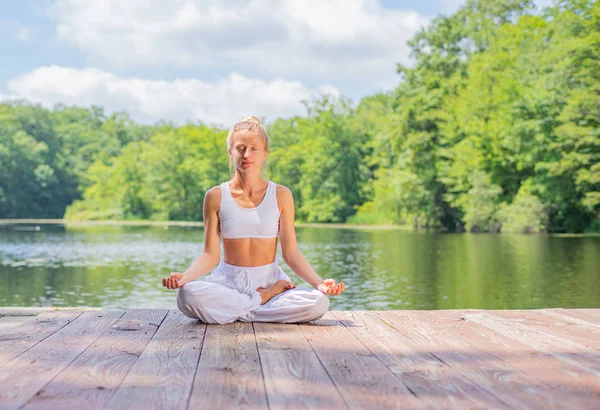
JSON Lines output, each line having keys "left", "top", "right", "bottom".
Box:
{"left": 204, "top": 184, "right": 223, "bottom": 208}
{"left": 206, "top": 183, "right": 224, "bottom": 195}
{"left": 273, "top": 182, "right": 291, "bottom": 193}
{"left": 274, "top": 182, "right": 294, "bottom": 202}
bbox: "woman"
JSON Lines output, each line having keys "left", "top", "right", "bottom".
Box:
{"left": 162, "top": 116, "right": 345, "bottom": 324}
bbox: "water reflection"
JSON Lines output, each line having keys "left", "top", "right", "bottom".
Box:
{"left": 0, "top": 224, "right": 598, "bottom": 310}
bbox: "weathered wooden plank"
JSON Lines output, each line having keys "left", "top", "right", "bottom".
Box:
{"left": 564, "top": 309, "right": 600, "bottom": 321}
{"left": 189, "top": 321, "right": 267, "bottom": 410}
{"left": 463, "top": 310, "right": 600, "bottom": 376}
{"left": 0, "top": 307, "right": 101, "bottom": 316}
{"left": 0, "top": 315, "right": 32, "bottom": 333}
{"left": 380, "top": 310, "right": 577, "bottom": 409}
{"left": 0, "top": 308, "right": 597, "bottom": 409}
{"left": 547, "top": 308, "right": 600, "bottom": 328}
{"left": 332, "top": 310, "right": 511, "bottom": 408}
{"left": 491, "top": 309, "right": 600, "bottom": 350}
{"left": 0, "top": 308, "right": 100, "bottom": 335}
{"left": 0, "top": 308, "right": 51, "bottom": 316}
{"left": 255, "top": 318, "right": 347, "bottom": 410}
{"left": 20, "top": 309, "right": 168, "bottom": 410}
{"left": 0, "top": 310, "right": 124, "bottom": 410}
{"left": 0, "top": 310, "right": 82, "bottom": 369}
{"left": 299, "top": 311, "right": 423, "bottom": 410}
{"left": 105, "top": 310, "right": 205, "bottom": 410}
{"left": 429, "top": 309, "right": 600, "bottom": 409}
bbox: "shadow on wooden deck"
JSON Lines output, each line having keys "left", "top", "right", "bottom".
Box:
{"left": 0, "top": 307, "right": 599, "bottom": 409}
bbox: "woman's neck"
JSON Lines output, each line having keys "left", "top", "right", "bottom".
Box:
{"left": 231, "top": 173, "right": 266, "bottom": 194}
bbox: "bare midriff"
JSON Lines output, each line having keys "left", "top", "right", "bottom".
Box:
{"left": 222, "top": 237, "right": 278, "bottom": 267}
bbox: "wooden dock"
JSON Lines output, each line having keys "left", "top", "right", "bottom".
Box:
{"left": 0, "top": 308, "right": 598, "bottom": 409}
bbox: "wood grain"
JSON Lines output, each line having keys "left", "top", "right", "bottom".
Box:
{"left": 0, "top": 315, "right": 32, "bottom": 333}
{"left": 299, "top": 311, "right": 422, "bottom": 410}
{"left": 21, "top": 309, "right": 167, "bottom": 410}
{"left": 463, "top": 310, "right": 600, "bottom": 376}
{"left": 0, "top": 310, "right": 82, "bottom": 369}
{"left": 0, "top": 310, "right": 124, "bottom": 410}
{"left": 2, "top": 308, "right": 598, "bottom": 409}
{"left": 105, "top": 310, "right": 205, "bottom": 410}
{"left": 255, "top": 317, "right": 347, "bottom": 410}
{"left": 546, "top": 308, "right": 600, "bottom": 328}
{"left": 333, "top": 310, "right": 510, "bottom": 409}
{"left": 381, "top": 310, "right": 578, "bottom": 409}
{"left": 428, "top": 309, "right": 600, "bottom": 409}
{"left": 189, "top": 321, "right": 267, "bottom": 410}
{"left": 491, "top": 309, "right": 600, "bottom": 350}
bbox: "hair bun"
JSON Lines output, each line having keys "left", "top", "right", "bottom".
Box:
{"left": 240, "top": 115, "right": 262, "bottom": 125}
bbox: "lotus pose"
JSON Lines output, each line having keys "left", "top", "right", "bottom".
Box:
{"left": 162, "top": 116, "right": 345, "bottom": 324}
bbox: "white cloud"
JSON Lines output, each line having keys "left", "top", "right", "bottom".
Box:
{"left": 5, "top": 65, "right": 340, "bottom": 126}
{"left": 50, "top": 0, "right": 428, "bottom": 90}
{"left": 18, "top": 27, "right": 32, "bottom": 42}
{"left": 0, "top": 20, "right": 33, "bottom": 42}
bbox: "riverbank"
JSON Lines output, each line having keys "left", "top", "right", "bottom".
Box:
{"left": 0, "top": 218, "right": 413, "bottom": 231}
{"left": 2, "top": 219, "right": 599, "bottom": 236}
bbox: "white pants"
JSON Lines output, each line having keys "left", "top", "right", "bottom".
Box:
{"left": 177, "top": 260, "right": 330, "bottom": 324}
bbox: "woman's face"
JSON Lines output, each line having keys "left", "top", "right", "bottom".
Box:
{"left": 229, "top": 130, "right": 268, "bottom": 173}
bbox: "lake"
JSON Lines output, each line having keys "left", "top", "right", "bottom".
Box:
{"left": 0, "top": 223, "right": 598, "bottom": 310}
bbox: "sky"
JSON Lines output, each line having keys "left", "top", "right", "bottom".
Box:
{"left": 0, "top": 0, "right": 554, "bottom": 127}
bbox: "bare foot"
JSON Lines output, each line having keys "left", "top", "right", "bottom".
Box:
{"left": 257, "top": 280, "right": 295, "bottom": 305}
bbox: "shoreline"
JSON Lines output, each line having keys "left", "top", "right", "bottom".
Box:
{"left": 0, "top": 219, "right": 598, "bottom": 236}
{"left": 0, "top": 218, "right": 411, "bottom": 231}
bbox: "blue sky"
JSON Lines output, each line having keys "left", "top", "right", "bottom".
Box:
{"left": 0, "top": 0, "right": 553, "bottom": 126}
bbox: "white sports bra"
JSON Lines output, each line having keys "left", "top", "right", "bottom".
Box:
{"left": 218, "top": 180, "right": 280, "bottom": 239}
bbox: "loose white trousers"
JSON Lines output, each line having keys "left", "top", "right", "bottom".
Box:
{"left": 177, "top": 260, "right": 329, "bottom": 324}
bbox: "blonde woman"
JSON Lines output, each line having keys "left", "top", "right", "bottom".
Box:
{"left": 162, "top": 116, "right": 345, "bottom": 324}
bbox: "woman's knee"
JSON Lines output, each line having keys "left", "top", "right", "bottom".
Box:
{"left": 176, "top": 284, "right": 194, "bottom": 318}
{"left": 176, "top": 282, "right": 194, "bottom": 305}
{"left": 309, "top": 291, "right": 330, "bottom": 320}
{"left": 176, "top": 282, "right": 247, "bottom": 324}
{"left": 177, "top": 283, "right": 210, "bottom": 320}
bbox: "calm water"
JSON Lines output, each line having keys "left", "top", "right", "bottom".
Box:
{"left": 0, "top": 223, "right": 598, "bottom": 310}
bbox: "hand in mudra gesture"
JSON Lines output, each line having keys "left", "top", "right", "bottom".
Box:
{"left": 162, "top": 272, "right": 188, "bottom": 289}
{"left": 317, "top": 279, "right": 345, "bottom": 296}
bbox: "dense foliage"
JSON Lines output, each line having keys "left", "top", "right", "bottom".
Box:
{"left": 0, "top": 0, "right": 597, "bottom": 233}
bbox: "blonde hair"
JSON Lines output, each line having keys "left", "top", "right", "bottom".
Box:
{"left": 226, "top": 116, "right": 270, "bottom": 176}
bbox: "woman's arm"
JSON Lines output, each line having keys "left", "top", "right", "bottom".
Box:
{"left": 178, "top": 187, "right": 222, "bottom": 285}
{"left": 278, "top": 185, "right": 337, "bottom": 291}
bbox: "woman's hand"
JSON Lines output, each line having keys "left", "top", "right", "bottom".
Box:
{"left": 162, "top": 272, "right": 187, "bottom": 289}
{"left": 317, "top": 279, "right": 345, "bottom": 296}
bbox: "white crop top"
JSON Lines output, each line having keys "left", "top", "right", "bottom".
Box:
{"left": 219, "top": 180, "right": 280, "bottom": 239}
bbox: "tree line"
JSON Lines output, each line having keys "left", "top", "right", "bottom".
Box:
{"left": 0, "top": 0, "right": 597, "bottom": 233}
